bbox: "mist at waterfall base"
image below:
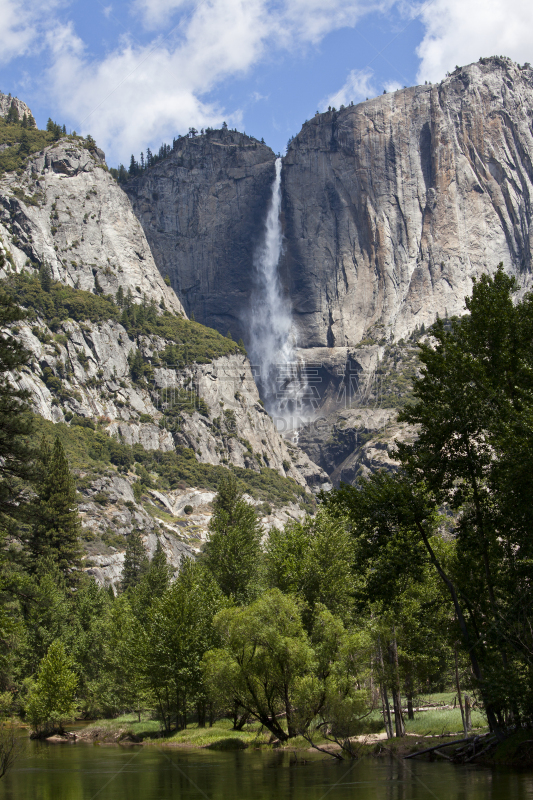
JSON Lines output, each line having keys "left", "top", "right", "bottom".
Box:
{"left": 246, "top": 158, "right": 311, "bottom": 438}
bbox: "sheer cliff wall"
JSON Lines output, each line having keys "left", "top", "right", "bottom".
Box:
{"left": 127, "top": 57, "right": 533, "bottom": 349}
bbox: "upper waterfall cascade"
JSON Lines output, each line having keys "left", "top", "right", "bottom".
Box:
{"left": 247, "top": 158, "right": 309, "bottom": 436}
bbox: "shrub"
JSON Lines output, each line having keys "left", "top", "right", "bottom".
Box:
{"left": 183, "top": 505, "right": 194, "bottom": 515}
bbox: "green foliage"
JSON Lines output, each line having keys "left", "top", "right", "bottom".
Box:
{"left": 157, "top": 386, "right": 209, "bottom": 422}
{"left": 121, "top": 531, "right": 149, "bottom": 592}
{"left": 30, "top": 437, "right": 83, "bottom": 584}
{"left": 327, "top": 265, "right": 533, "bottom": 732}
{"left": 0, "top": 116, "right": 65, "bottom": 176}
{"left": 203, "top": 590, "right": 313, "bottom": 740}
{"left": 265, "top": 508, "right": 355, "bottom": 624}
{"left": 29, "top": 415, "right": 309, "bottom": 509}
{"left": 203, "top": 591, "right": 370, "bottom": 742}
{"left": 0, "top": 291, "right": 34, "bottom": 528}
{"left": 144, "top": 560, "right": 225, "bottom": 732}
{"left": 2, "top": 271, "right": 120, "bottom": 326}
{"left": 26, "top": 640, "right": 78, "bottom": 734}
{"left": 203, "top": 473, "right": 263, "bottom": 603}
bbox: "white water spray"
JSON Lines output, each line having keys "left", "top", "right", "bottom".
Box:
{"left": 248, "top": 158, "right": 308, "bottom": 437}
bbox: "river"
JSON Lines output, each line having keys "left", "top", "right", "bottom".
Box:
{"left": 1, "top": 741, "right": 532, "bottom": 800}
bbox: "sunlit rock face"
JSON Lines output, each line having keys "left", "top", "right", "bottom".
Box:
{"left": 281, "top": 56, "right": 533, "bottom": 346}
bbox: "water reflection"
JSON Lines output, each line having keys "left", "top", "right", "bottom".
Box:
{"left": 1, "top": 741, "right": 532, "bottom": 800}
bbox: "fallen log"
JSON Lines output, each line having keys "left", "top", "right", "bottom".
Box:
{"left": 404, "top": 737, "right": 472, "bottom": 759}
{"left": 463, "top": 741, "right": 497, "bottom": 763}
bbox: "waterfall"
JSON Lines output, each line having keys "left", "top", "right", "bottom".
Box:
{"left": 248, "top": 157, "right": 307, "bottom": 436}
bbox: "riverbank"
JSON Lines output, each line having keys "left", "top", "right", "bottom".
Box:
{"left": 41, "top": 713, "right": 533, "bottom": 767}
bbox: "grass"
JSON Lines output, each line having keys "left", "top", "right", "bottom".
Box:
{"left": 77, "top": 697, "right": 491, "bottom": 756}
{"left": 81, "top": 714, "right": 161, "bottom": 742}
{"left": 162, "top": 719, "right": 269, "bottom": 749}
{"left": 79, "top": 715, "right": 270, "bottom": 749}
{"left": 404, "top": 708, "right": 486, "bottom": 736}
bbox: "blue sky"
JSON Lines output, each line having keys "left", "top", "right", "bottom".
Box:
{"left": 1, "top": 0, "right": 532, "bottom": 167}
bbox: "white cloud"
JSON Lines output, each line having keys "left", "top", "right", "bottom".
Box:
{"left": 322, "top": 67, "right": 376, "bottom": 109}
{"left": 416, "top": 0, "right": 533, "bottom": 83}
{"left": 384, "top": 79, "right": 402, "bottom": 92}
{"left": 1, "top": 0, "right": 397, "bottom": 162}
{"left": 0, "top": 0, "right": 63, "bottom": 65}
{"left": 44, "top": 0, "right": 268, "bottom": 161}
{"left": 42, "top": 0, "right": 393, "bottom": 163}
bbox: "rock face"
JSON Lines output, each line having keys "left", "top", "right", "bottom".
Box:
{"left": 282, "top": 56, "right": 533, "bottom": 346}
{"left": 124, "top": 129, "right": 276, "bottom": 341}
{"left": 0, "top": 92, "right": 32, "bottom": 120}
{"left": 0, "top": 140, "right": 184, "bottom": 315}
{"left": 126, "top": 57, "right": 533, "bottom": 352}
{"left": 0, "top": 136, "right": 328, "bottom": 587}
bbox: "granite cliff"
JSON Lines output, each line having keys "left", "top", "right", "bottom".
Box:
{"left": 124, "top": 129, "right": 276, "bottom": 341}
{"left": 122, "top": 57, "right": 533, "bottom": 484}
{"left": 126, "top": 57, "right": 533, "bottom": 354}
{"left": 0, "top": 120, "right": 328, "bottom": 586}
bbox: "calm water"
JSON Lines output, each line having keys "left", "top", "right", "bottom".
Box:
{"left": 1, "top": 741, "right": 533, "bottom": 800}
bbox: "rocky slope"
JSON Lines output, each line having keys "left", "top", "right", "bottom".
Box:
{"left": 124, "top": 129, "right": 276, "bottom": 341}
{"left": 0, "top": 135, "right": 328, "bottom": 587}
{"left": 296, "top": 335, "right": 423, "bottom": 485}
{"left": 0, "top": 93, "right": 32, "bottom": 120}
{"left": 0, "top": 139, "right": 183, "bottom": 313}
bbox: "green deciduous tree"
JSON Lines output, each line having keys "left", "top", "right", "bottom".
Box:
{"left": 203, "top": 589, "right": 313, "bottom": 740}
{"left": 204, "top": 590, "right": 370, "bottom": 742}
{"left": 326, "top": 265, "right": 533, "bottom": 733}
{"left": 26, "top": 640, "right": 78, "bottom": 735}
{"left": 144, "top": 559, "right": 224, "bottom": 732}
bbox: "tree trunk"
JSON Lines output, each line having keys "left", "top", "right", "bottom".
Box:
{"left": 380, "top": 684, "right": 393, "bottom": 739}
{"left": 405, "top": 669, "right": 415, "bottom": 720}
{"left": 414, "top": 518, "right": 503, "bottom": 739}
{"left": 454, "top": 645, "right": 467, "bottom": 736}
{"left": 464, "top": 695, "right": 472, "bottom": 732}
{"left": 390, "top": 634, "right": 405, "bottom": 737}
{"left": 377, "top": 640, "right": 393, "bottom": 739}
{"left": 197, "top": 700, "right": 206, "bottom": 728}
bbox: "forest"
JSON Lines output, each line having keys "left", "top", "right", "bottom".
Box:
{"left": 0, "top": 265, "right": 532, "bottom": 764}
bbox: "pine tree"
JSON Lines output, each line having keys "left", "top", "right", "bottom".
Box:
{"left": 0, "top": 291, "right": 34, "bottom": 530}
{"left": 116, "top": 285, "right": 125, "bottom": 308}
{"left": 30, "top": 438, "right": 83, "bottom": 583}
{"left": 19, "top": 130, "right": 30, "bottom": 157}
{"left": 204, "top": 473, "right": 262, "bottom": 602}
{"left": 146, "top": 538, "right": 171, "bottom": 597}
{"left": 39, "top": 262, "right": 52, "bottom": 292}
{"left": 5, "top": 104, "right": 19, "bottom": 125}
{"left": 121, "top": 530, "right": 148, "bottom": 592}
